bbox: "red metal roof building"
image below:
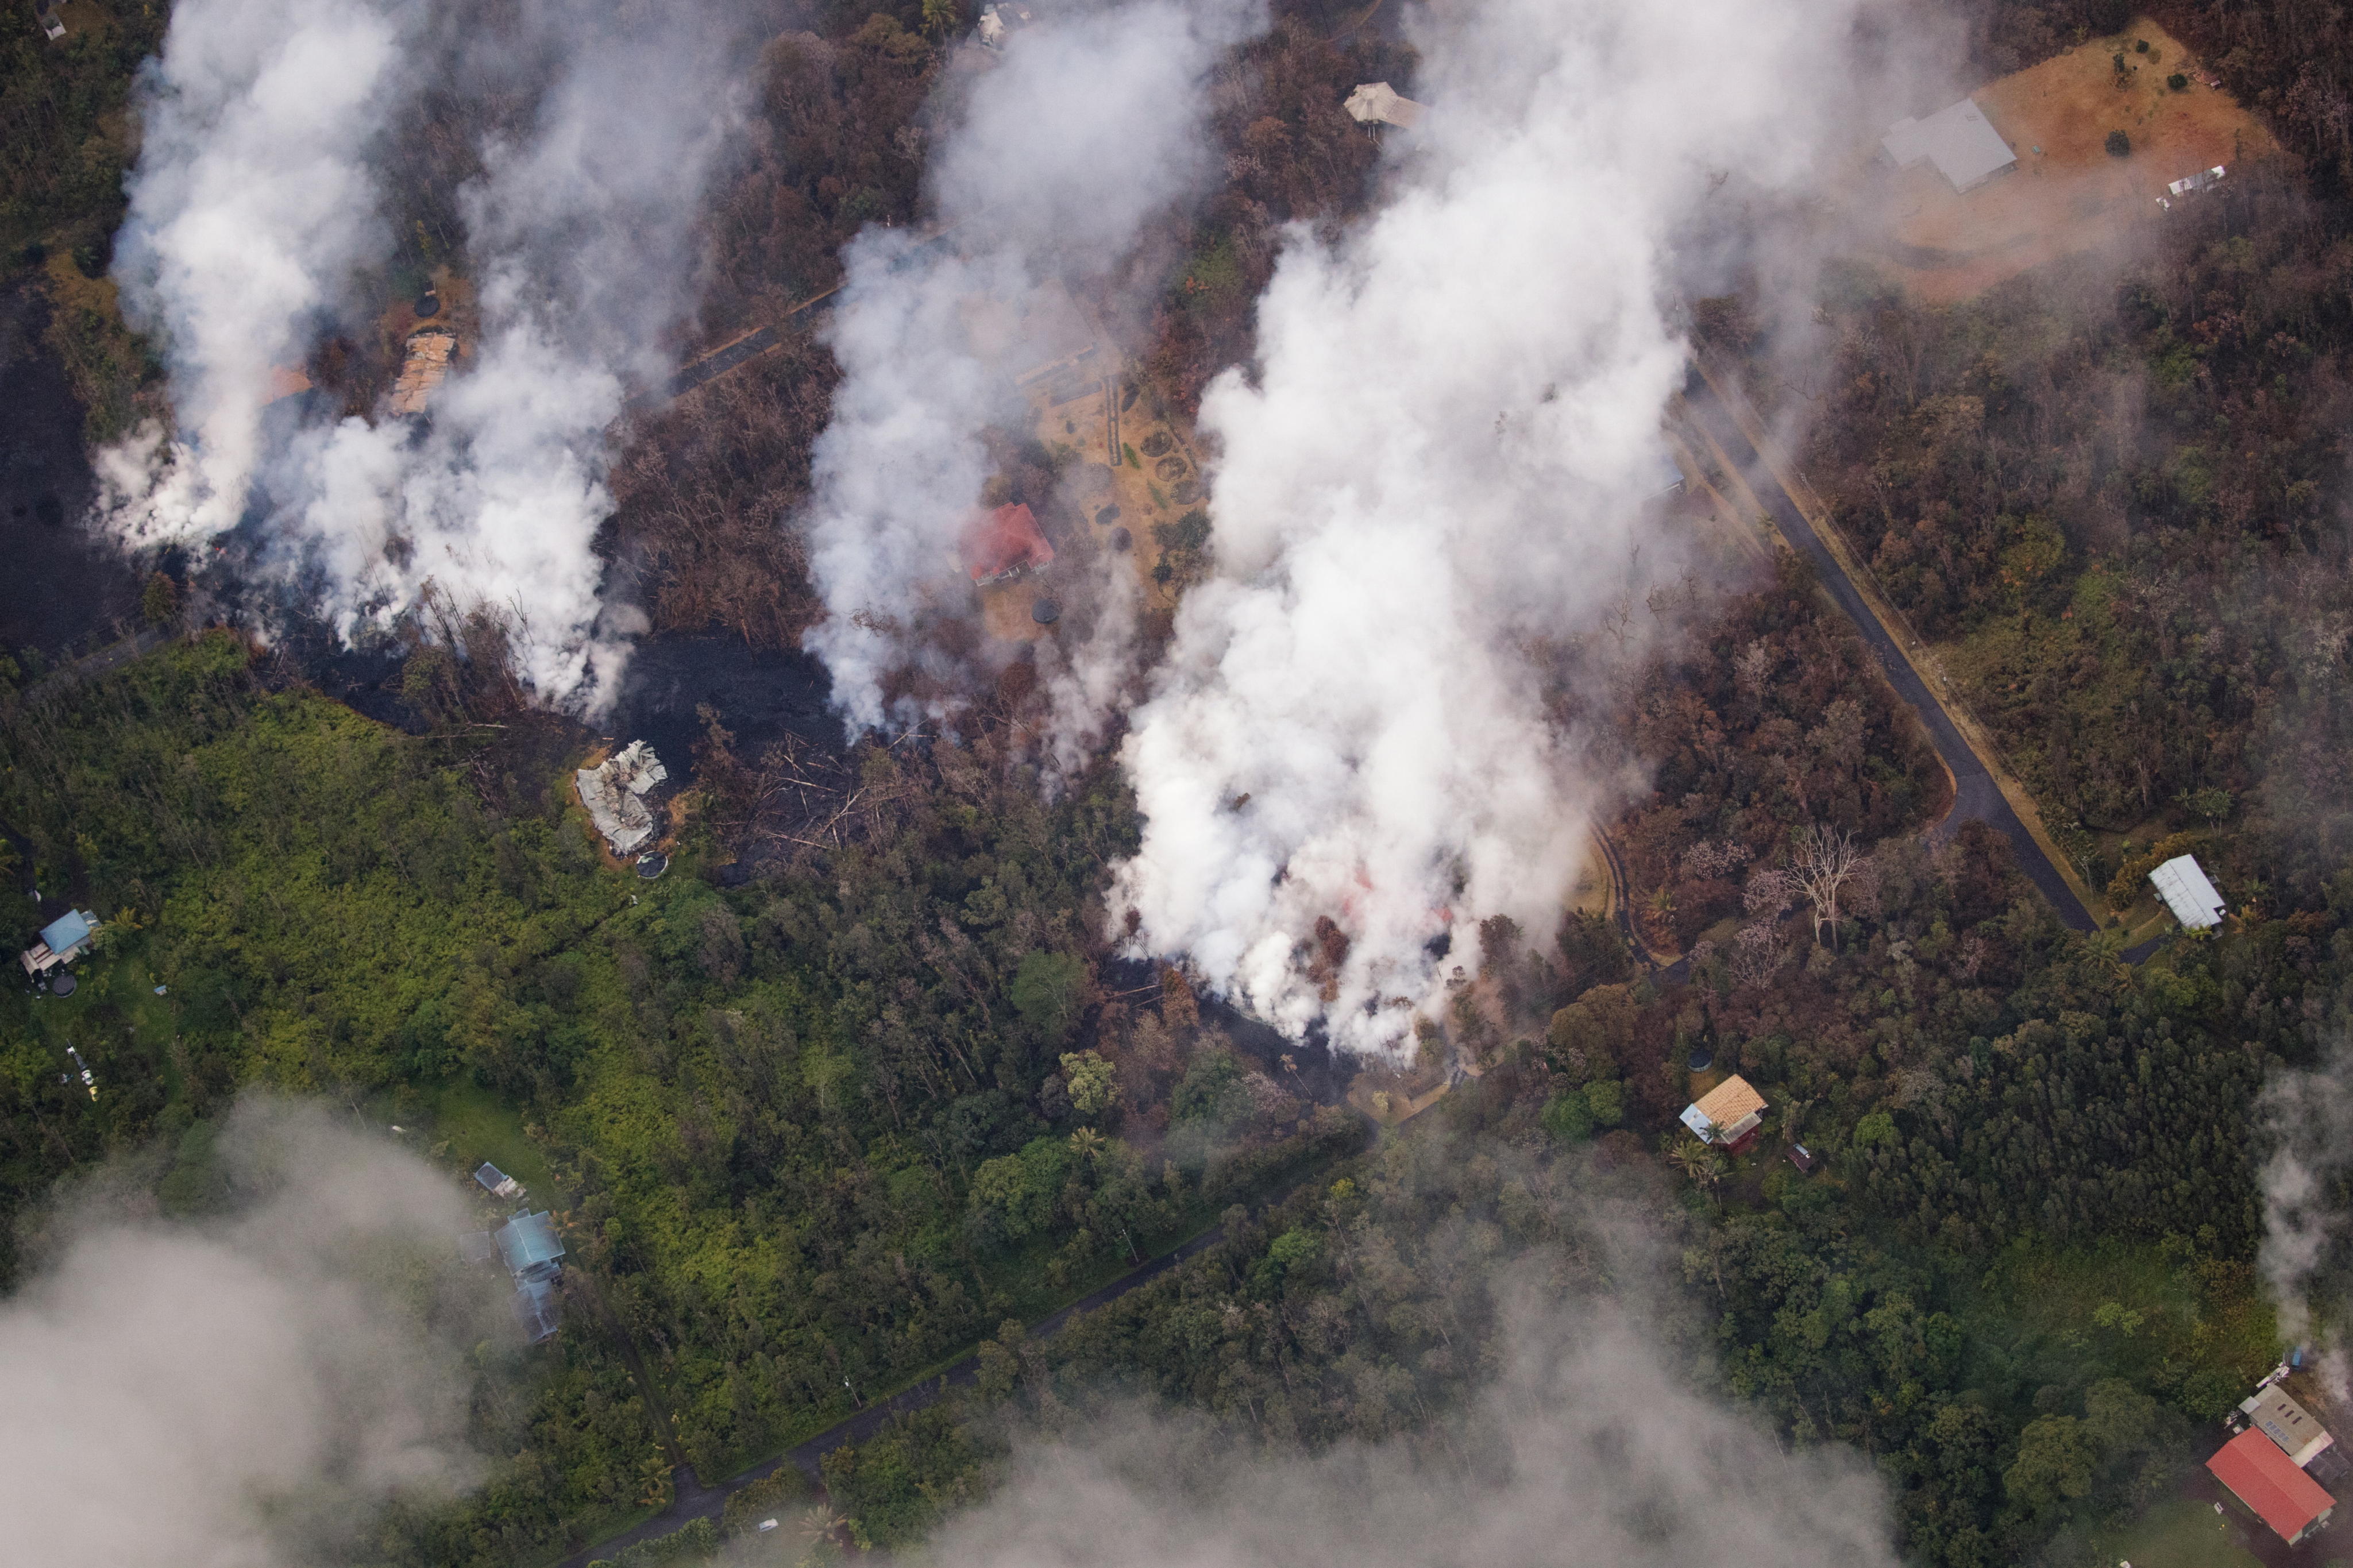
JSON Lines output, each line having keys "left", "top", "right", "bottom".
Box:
{"left": 2209, "top": 1428, "right": 2337, "bottom": 1545}
{"left": 961, "top": 503, "right": 1054, "bottom": 585}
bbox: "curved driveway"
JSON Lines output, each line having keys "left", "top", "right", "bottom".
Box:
{"left": 1680, "top": 373, "right": 2097, "bottom": 934}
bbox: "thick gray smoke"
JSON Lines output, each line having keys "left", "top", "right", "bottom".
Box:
{"left": 931, "top": 1301, "right": 1899, "bottom": 1568}
{"left": 0, "top": 1100, "right": 492, "bottom": 1568}
{"left": 102, "top": 0, "right": 751, "bottom": 706}
{"left": 800, "top": 0, "right": 1263, "bottom": 741}
{"left": 1109, "top": 0, "right": 1862, "bottom": 1051}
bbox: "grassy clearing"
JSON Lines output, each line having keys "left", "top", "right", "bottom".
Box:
{"left": 2085, "top": 1494, "right": 2265, "bottom": 1568}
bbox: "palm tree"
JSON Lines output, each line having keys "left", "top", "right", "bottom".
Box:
{"left": 1666, "top": 1133, "right": 1727, "bottom": 1195}
{"left": 1068, "top": 1126, "right": 1106, "bottom": 1164}
{"left": 796, "top": 1504, "right": 847, "bottom": 1566}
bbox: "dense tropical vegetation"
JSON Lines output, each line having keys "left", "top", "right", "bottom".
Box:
{"left": 14, "top": 0, "right": 2353, "bottom": 1564}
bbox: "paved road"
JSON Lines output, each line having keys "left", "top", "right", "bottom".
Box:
{"left": 1681, "top": 376, "right": 2099, "bottom": 934}
{"left": 557, "top": 1221, "right": 1236, "bottom": 1566}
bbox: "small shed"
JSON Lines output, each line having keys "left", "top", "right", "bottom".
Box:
{"left": 961, "top": 503, "right": 1054, "bottom": 585}
{"left": 2149, "top": 853, "right": 2225, "bottom": 930}
{"left": 1787, "top": 1143, "right": 1817, "bottom": 1173}
{"left": 1881, "top": 99, "right": 2016, "bottom": 192}
{"left": 1680, "top": 1075, "right": 1768, "bottom": 1150}
{"left": 475, "top": 1162, "right": 523, "bottom": 1199}
{"left": 1344, "top": 82, "right": 1425, "bottom": 129}
{"left": 2244, "top": 1386, "right": 2336, "bottom": 1469}
{"left": 2209, "top": 1427, "right": 2337, "bottom": 1544}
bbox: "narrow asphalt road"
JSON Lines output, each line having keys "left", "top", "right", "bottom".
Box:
{"left": 1680, "top": 374, "right": 2099, "bottom": 934}
{"left": 557, "top": 1221, "right": 1236, "bottom": 1566}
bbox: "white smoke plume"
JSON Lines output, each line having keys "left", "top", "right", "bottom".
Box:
{"left": 0, "top": 1099, "right": 494, "bottom": 1568}
{"left": 2255, "top": 1044, "right": 2353, "bottom": 1346}
{"left": 107, "top": 0, "right": 415, "bottom": 543}
{"left": 1109, "top": 0, "right": 1863, "bottom": 1051}
{"left": 800, "top": 0, "right": 1263, "bottom": 739}
{"left": 931, "top": 1301, "right": 1899, "bottom": 1568}
{"left": 103, "top": 0, "right": 754, "bottom": 705}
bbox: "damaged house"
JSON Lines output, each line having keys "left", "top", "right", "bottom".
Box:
{"left": 575, "top": 740, "right": 668, "bottom": 856}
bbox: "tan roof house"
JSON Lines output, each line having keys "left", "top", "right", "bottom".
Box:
{"left": 1679, "top": 1074, "right": 1768, "bottom": 1150}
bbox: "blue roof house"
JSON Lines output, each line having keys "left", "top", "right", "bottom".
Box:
{"left": 19, "top": 909, "right": 99, "bottom": 979}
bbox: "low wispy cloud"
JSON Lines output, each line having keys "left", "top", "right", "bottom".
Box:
{"left": 934, "top": 1296, "right": 1900, "bottom": 1568}
{"left": 0, "top": 1099, "right": 493, "bottom": 1568}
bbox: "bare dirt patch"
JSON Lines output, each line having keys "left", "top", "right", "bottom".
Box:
{"left": 1864, "top": 18, "right": 2277, "bottom": 302}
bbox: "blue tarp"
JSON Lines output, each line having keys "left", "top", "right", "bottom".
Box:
{"left": 39, "top": 910, "right": 94, "bottom": 956}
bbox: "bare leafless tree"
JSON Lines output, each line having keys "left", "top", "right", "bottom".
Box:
{"left": 1788, "top": 823, "right": 1866, "bottom": 947}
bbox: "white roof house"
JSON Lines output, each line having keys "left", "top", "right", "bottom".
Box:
{"left": 1344, "top": 82, "right": 1425, "bottom": 130}
{"left": 1882, "top": 99, "right": 2016, "bottom": 192}
{"left": 2149, "top": 853, "right": 2225, "bottom": 930}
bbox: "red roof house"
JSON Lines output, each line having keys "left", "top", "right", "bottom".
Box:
{"left": 961, "top": 503, "right": 1054, "bottom": 585}
{"left": 2209, "top": 1428, "right": 2337, "bottom": 1544}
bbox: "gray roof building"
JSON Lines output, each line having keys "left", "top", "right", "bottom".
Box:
{"left": 1883, "top": 99, "right": 2017, "bottom": 192}
{"left": 2244, "top": 1385, "right": 2336, "bottom": 1469}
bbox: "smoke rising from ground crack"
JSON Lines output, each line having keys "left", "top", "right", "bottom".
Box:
{"left": 0, "top": 1100, "right": 493, "bottom": 1568}
{"left": 799, "top": 0, "right": 1264, "bottom": 740}
{"left": 1110, "top": 0, "right": 1863, "bottom": 1051}
{"left": 103, "top": 0, "right": 755, "bottom": 706}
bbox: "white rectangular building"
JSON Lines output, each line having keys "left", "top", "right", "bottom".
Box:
{"left": 1883, "top": 99, "right": 2017, "bottom": 192}
{"left": 2148, "top": 853, "right": 2225, "bottom": 930}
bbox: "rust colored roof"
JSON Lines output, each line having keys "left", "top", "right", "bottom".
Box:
{"left": 962, "top": 502, "right": 1054, "bottom": 584}
{"left": 2209, "top": 1428, "right": 2335, "bottom": 1542}
{"left": 1693, "top": 1074, "right": 1766, "bottom": 1130}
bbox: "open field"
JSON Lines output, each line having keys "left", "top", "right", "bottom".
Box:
{"left": 1866, "top": 18, "right": 2277, "bottom": 302}
{"left": 2088, "top": 1495, "right": 2267, "bottom": 1568}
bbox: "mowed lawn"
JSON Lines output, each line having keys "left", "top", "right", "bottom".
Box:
{"left": 2088, "top": 1496, "right": 2265, "bottom": 1568}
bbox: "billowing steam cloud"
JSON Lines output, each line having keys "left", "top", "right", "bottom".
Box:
{"left": 103, "top": 0, "right": 754, "bottom": 704}
{"left": 0, "top": 1100, "right": 492, "bottom": 1568}
{"left": 800, "top": 0, "right": 1263, "bottom": 739}
{"left": 931, "top": 1300, "right": 1899, "bottom": 1568}
{"left": 1110, "top": 0, "right": 1861, "bottom": 1050}
{"left": 107, "top": 0, "right": 415, "bottom": 542}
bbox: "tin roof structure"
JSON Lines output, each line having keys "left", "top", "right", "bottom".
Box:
{"left": 494, "top": 1211, "right": 566, "bottom": 1279}
{"left": 2149, "top": 853, "right": 2225, "bottom": 930}
{"left": 515, "top": 1276, "right": 562, "bottom": 1343}
{"left": 2209, "top": 1427, "right": 2337, "bottom": 1543}
{"left": 1344, "top": 82, "right": 1425, "bottom": 129}
{"left": 2243, "top": 1385, "right": 2336, "bottom": 1468}
{"left": 576, "top": 740, "right": 668, "bottom": 856}
{"left": 1882, "top": 99, "right": 2017, "bottom": 192}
